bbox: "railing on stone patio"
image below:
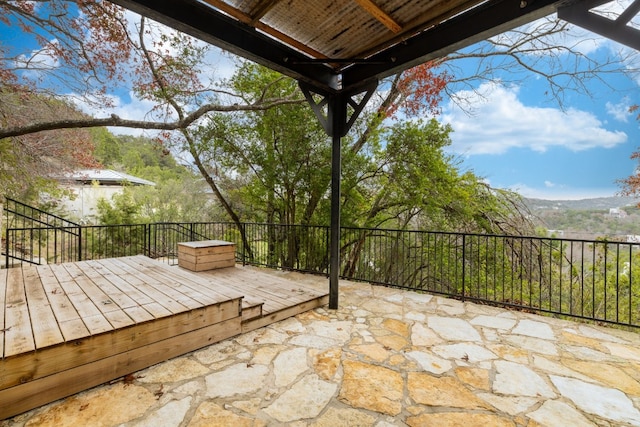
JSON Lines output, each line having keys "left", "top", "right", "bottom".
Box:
{"left": 4, "top": 217, "right": 640, "bottom": 328}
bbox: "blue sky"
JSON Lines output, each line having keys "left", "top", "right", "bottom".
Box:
{"left": 2, "top": 4, "right": 639, "bottom": 200}
{"left": 439, "top": 37, "right": 640, "bottom": 200}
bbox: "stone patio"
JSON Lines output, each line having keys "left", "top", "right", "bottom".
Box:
{"left": 3, "top": 268, "right": 640, "bottom": 426}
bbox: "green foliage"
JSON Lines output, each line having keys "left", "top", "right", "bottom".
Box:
{"left": 96, "top": 190, "right": 141, "bottom": 225}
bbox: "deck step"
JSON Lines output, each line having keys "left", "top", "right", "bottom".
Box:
{"left": 241, "top": 301, "right": 264, "bottom": 321}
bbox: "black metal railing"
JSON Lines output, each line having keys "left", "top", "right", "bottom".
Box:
{"left": 4, "top": 218, "right": 640, "bottom": 328}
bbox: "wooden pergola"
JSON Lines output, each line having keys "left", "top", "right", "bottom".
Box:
{"left": 110, "top": 0, "right": 640, "bottom": 309}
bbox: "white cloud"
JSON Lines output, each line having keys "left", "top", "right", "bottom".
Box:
{"left": 442, "top": 82, "right": 628, "bottom": 155}
{"left": 606, "top": 98, "right": 633, "bottom": 122}
{"left": 15, "top": 39, "right": 61, "bottom": 75}
{"left": 544, "top": 180, "right": 556, "bottom": 188}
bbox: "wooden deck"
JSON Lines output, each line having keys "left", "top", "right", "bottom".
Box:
{"left": 0, "top": 256, "right": 329, "bottom": 419}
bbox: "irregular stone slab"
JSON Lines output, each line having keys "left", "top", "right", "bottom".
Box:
{"left": 576, "top": 325, "right": 629, "bottom": 343}
{"left": 455, "top": 367, "right": 490, "bottom": 390}
{"left": 382, "top": 318, "right": 410, "bottom": 337}
{"left": 138, "top": 358, "right": 209, "bottom": 383}
{"left": 527, "top": 400, "right": 595, "bottom": 427}
{"left": 406, "top": 412, "right": 514, "bottom": 427}
{"left": 603, "top": 342, "right": 640, "bottom": 362}
{"left": 551, "top": 375, "right": 640, "bottom": 425}
{"left": 350, "top": 342, "right": 393, "bottom": 362}
{"left": 297, "top": 310, "right": 331, "bottom": 322}
{"left": 309, "top": 320, "right": 353, "bottom": 342}
{"left": 512, "top": 319, "right": 555, "bottom": 340}
{"left": 560, "top": 331, "right": 604, "bottom": 349}
{"left": 339, "top": 360, "right": 403, "bottom": 416}
{"left": 172, "top": 380, "right": 203, "bottom": 397}
{"left": 428, "top": 316, "right": 481, "bottom": 342}
{"left": 405, "top": 311, "right": 427, "bottom": 322}
{"left": 504, "top": 335, "right": 558, "bottom": 356}
{"left": 375, "top": 334, "right": 409, "bottom": 351}
{"left": 24, "top": 383, "right": 156, "bottom": 427}
{"left": 361, "top": 299, "right": 404, "bottom": 316}
{"left": 438, "top": 301, "right": 466, "bottom": 316}
{"left": 562, "top": 345, "right": 613, "bottom": 362}
{"left": 289, "top": 334, "right": 344, "bottom": 349}
{"left": 470, "top": 315, "right": 517, "bottom": 330}
{"left": 273, "top": 347, "right": 309, "bottom": 387}
{"left": 251, "top": 344, "right": 286, "bottom": 365}
{"left": 132, "top": 397, "right": 191, "bottom": 427}
{"left": 405, "top": 350, "right": 452, "bottom": 374}
{"left": 205, "top": 363, "right": 268, "bottom": 398}
{"left": 264, "top": 374, "right": 337, "bottom": 422}
{"left": 564, "top": 359, "right": 640, "bottom": 395}
{"left": 193, "top": 340, "right": 244, "bottom": 365}
{"left": 188, "top": 402, "right": 265, "bottom": 427}
{"left": 405, "top": 292, "right": 433, "bottom": 304}
{"left": 432, "top": 343, "right": 497, "bottom": 363}
{"left": 493, "top": 361, "right": 555, "bottom": 398}
{"left": 410, "top": 322, "right": 443, "bottom": 347}
{"left": 231, "top": 398, "right": 261, "bottom": 415}
{"left": 532, "top": 355, "right": 592, "bottom": 382}
{"left": 477, "top": 393, "right": 537, "bottom": 416}
{"left": 313, "top": 347, "right": 342, "bottom": 380}
{"left": 407, "top": 373, "right": 492, "bottom": 410}
{"left": 277, "top": 317, "right": 306, "bottom": 334}
{"left": 309, "top": 407, "right": 375, "bottom": 427}
{"left": 487, "top": 344, "right": 529, "bottom": 363}
{"left": 235, "top": 328, "right": 289, "bottom": 346}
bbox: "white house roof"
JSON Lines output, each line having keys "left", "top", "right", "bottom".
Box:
{"left": 62, "top": 169, "right": 156, "bottom": 186}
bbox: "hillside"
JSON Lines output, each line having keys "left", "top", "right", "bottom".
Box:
{"left": 524, "top": 196, "right": 640, "bottom": 240}
{"left": 524, "top": 196, "right": 640, "bottom": 211}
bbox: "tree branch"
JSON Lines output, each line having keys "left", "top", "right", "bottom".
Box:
{"left": 0, "top": 97, "right": 305, "bottom": 139}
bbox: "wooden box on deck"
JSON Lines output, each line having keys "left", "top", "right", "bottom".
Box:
{"left": 177, "top": 240, "right": 236, "bottom": 271}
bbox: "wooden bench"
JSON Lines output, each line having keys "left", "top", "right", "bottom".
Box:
{"left": 177, "top": 240, "right": 236, "bottom": 271}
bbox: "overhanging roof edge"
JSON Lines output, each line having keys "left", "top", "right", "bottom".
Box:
{"left": 111, "top": 0, "right": 342, "bottom": 91}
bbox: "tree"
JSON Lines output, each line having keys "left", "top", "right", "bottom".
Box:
{"left": 0, "top": 90, "right": 99, "bottom": 200}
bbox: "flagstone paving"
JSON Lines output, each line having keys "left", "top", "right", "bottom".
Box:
{"left": 3, "top": 271, "right": 640, "bottom": 427}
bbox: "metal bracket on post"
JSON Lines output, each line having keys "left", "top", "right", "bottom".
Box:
{"left": 299, "top": 80, "right": 378, "bottom": 309}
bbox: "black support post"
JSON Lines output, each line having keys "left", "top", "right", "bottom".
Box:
{"left": 300, "top": 80, "right": 378, "bottom": 310}
{"left": 328, "top": 93, "right": 345, "bottom": 309}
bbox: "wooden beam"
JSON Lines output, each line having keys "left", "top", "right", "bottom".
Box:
{"left": 249, "top": 0, "right": 283, "bottom": 25}
{"left": 201, "top": 0, "right": 329, "bottom": 59}
{"left": 354, "top": 0, "right": 402, "bottom": 33}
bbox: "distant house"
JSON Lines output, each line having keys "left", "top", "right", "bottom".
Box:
{"left": 56, "top": 169, "right": 155, "bottom": 222}
{"left": 607, "top": 208, "right": 627, "bottom": 219}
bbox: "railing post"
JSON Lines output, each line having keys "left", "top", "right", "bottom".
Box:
{"left": 78, "top": 226, "right": 82, "bottom": 261}
{"left": 144, "top": 224, "right": 149, "bottom": 257}
{"left": 461, "top": 234, "right": 466, "bottom": 301}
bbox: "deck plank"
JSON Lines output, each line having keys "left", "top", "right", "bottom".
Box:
{"left": 48, "top": 264, "right": 113, "bottom": 335}
{"left": 0, "top": 268, "right": 7, "bottom": 356}
{"left": 116, "top": 257, "right": 210, "bottom": 310}
{"left": 76, "top": 261, "right": 139, "bottom": 310}
{"left": 104, "top": 258, "right": 197, "bottom": 313}
{"left": 37, "top": 265, "right": 89, "bottom": 342}
{"left": 89, "top": 259, "right": 155, "bottom": 306}
{"left": 135, "top": 261, "right": 245, "bottom": 305}
{"left": 61, "top": 263, "right": 135, "bottom": 330}
{"left": 4, "top": 267, "right": 35, "bottom": 357}
{"left": 22, "top": 266, "right": 64, "bottom": 350}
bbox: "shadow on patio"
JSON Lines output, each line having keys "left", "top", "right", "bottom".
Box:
{"left": 4, "top": 267, "right": 640, "bottom": 427}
